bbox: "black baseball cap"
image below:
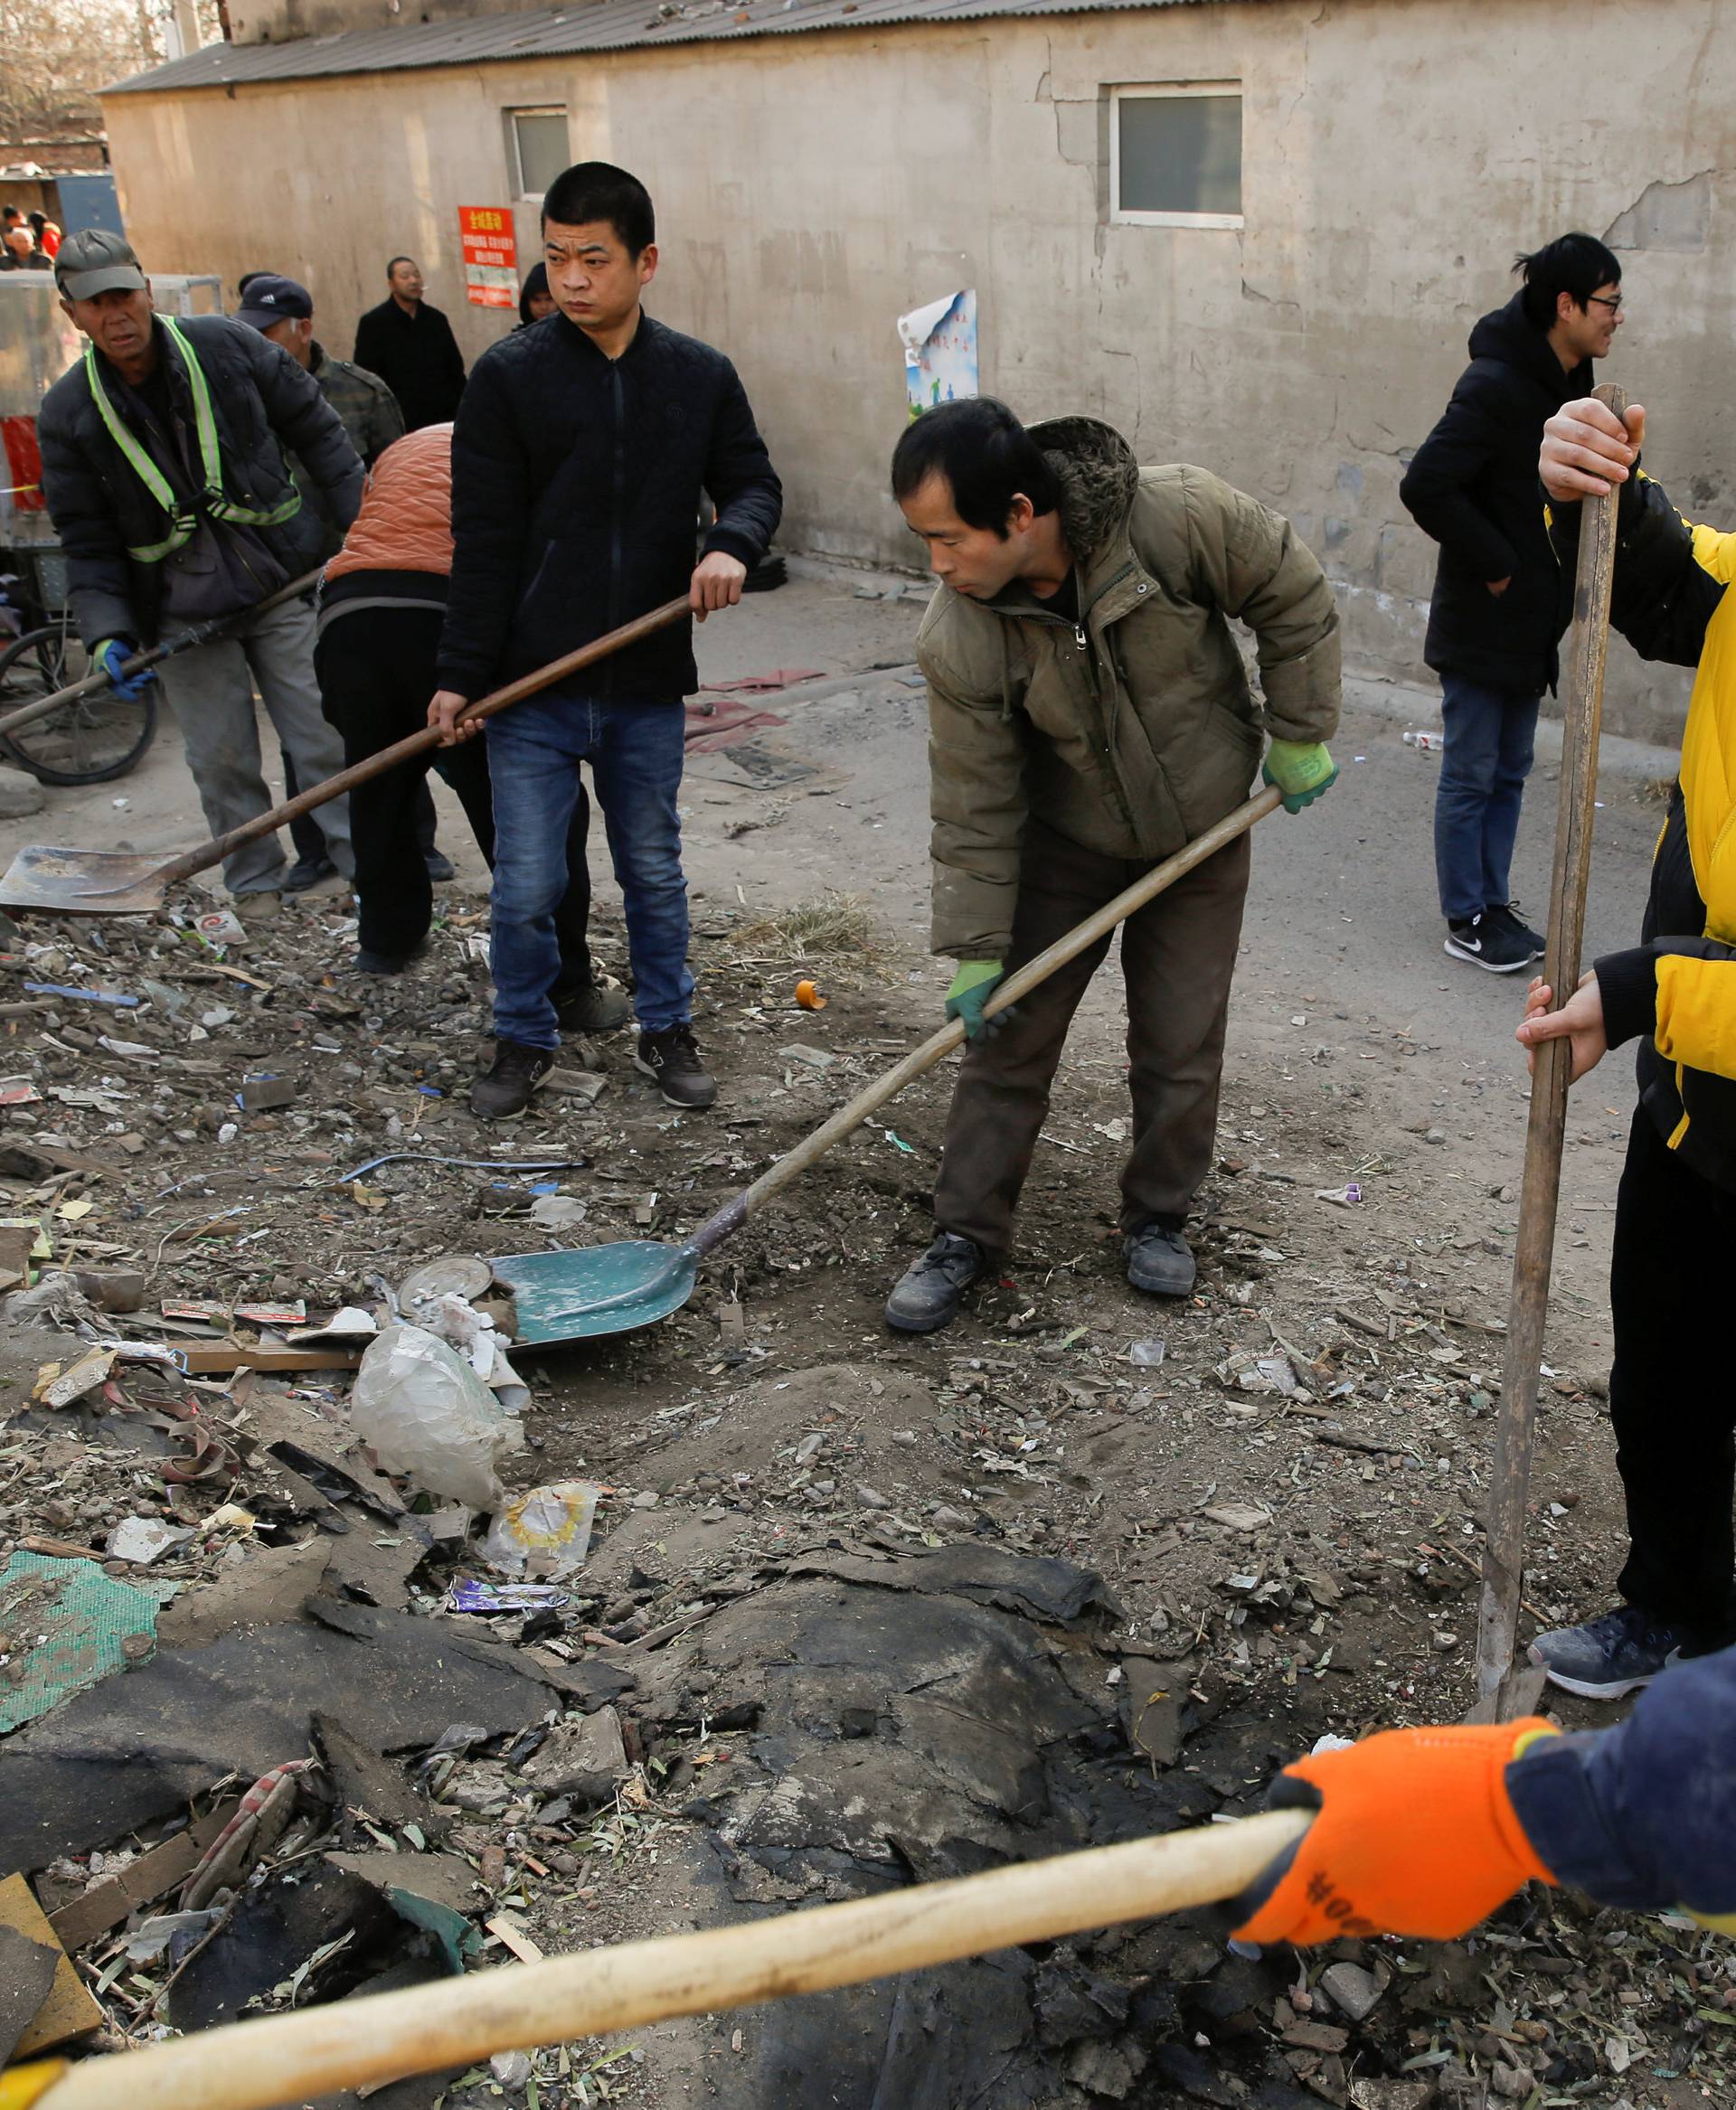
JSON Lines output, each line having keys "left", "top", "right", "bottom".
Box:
{"left": 234, "top": 273, "right": 313, "bottom": 330}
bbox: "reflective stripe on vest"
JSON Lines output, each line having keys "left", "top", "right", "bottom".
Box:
{"left": 84, "top": 316, "right": 302, "bottom": 563}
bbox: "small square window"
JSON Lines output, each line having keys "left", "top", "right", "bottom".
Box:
{"left": 509, "top": 108, "right": 571, "bottom": 200}
{"left": 1110, "top": 86, "right": 1242, "bottom": 228}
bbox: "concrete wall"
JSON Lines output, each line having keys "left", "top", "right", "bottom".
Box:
{"left": 100, "top": 0, "right": 1736, "bottom": 740}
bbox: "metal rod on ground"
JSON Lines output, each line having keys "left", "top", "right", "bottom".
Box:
{"left": 0, "top": 567, "right": 325, "bottom": 742}
{"left": 1472, "top": 381, "right": 1627, "bottom": 1718}
{"left": 28, "top": 1809, "right": 1309, "bottom": 2110}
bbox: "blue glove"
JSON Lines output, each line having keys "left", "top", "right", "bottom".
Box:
{"left": 94, "top": 638, "right": 156, "bottom": 702}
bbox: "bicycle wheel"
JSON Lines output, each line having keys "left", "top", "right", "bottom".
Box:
{"left": 0, "top": 623, "right": 158, "bottom": 786}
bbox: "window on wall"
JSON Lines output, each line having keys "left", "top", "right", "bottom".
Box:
{"left": 1109, "top": 84, "right": 1242, "bottom": 228}
{"left": 508, "top": 108, "right": 571, "bottom": 199}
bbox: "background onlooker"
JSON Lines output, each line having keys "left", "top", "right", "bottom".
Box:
{"left": 353, "top": 256, "right": 466, "bottom": 431}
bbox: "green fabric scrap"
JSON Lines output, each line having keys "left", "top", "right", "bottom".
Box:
{"left": 385, "top": 1888, "right": 480, "bottom": 1974}
{"left": 0, "top": 1552, "right": 177, "bottom": 1735}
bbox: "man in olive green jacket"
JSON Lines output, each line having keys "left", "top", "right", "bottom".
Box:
{"left": 885, "top": 400, "right": 1341, "bottom": 1333}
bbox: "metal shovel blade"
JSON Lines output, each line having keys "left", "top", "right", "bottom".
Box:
{"left": 0, "top": 845, "right": 169, "bottom": 914}
{"left": 491, "top": 1240, "right": 699, "bottom": 1344}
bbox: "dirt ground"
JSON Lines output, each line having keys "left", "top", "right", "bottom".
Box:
{"left": 0, "top": 570, "right": 1723, "bottom": 2109}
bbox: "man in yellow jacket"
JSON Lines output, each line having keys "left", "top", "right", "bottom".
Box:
{"left": 1518, "top": 397, "right": 1736, "bottom": 1699}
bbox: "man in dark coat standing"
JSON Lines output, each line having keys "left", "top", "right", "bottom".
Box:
{"left": 354, "top": 256, "right": 467, "bottom": 431}
{"left": 1400, "top": 232, "right": 1623, "bottom": 973}
{"left": 429, "top": 162, "right": 780, "bottom": 1120}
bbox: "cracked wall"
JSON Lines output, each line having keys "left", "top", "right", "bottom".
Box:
{"left": 105, "top": 0, "right": 1736, "bottom": 740}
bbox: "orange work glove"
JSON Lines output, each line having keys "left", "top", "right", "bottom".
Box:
{"left": 1231, "top": 1721, "right": 1560, "bottom": 1945}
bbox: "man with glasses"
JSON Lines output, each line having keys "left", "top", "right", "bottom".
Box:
{"left": 1401, "top": 233, "right": 1623, "bottom": 973}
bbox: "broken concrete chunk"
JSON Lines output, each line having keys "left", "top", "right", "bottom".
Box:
{"left": 1320, "top": 1959, "right": 1387, "bottom": 2023}
{"left": 520, "top": 1704, "right": 628, "bottom": 1804}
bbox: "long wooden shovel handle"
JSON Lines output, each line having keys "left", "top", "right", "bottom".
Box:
{"left": 146, "top": 596, "right": 693, "bottom": 890}
{"left": 688, "top": 785, "right": 1283, "bottom": 1258}
{"left": 31, "top": 1807, "right": 1308, "bottom": 2110}
{"left": 0, "top": 567, "right": 325, "bottom": 742}
{"left": 1472, "top": 381, "right": 1628, "bottom": 1715}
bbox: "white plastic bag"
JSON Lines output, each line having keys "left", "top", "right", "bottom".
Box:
{"left": 350, "top": 1323, "right": 517, "bottom": 1510}
{"left": 480, "top": 1481, "right": 599, "bottom": 1579}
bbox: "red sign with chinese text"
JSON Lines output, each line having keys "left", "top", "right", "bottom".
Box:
{"left": 458, "top": 207, "right": 517, "bottom": 310}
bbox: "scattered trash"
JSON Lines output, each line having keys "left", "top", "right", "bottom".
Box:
{"left": 445, "top": 1578, "right": 572, "bottom": 1615}
{"left": 22, "top": 982, "right": 141, "bottom": 1008}
{"left": 778, "top": 1041, "right": 835, "bottom": 1071}
{"left": 1313, "top": 1182, "right": 1363, "bottom": 1206}
{"left": 795, "top": 978, "right": 827, "bottom": 1010}
{"left": 1127, "top": 1339, "right": 1166, "bottom": 1367}
{"left": 479, "top": 1480, "right": 599, "bottom": 1580}
{"left": 530, "top": 1192, "right": 589, "bottom": 1230}
{"left": 1401, "top": 729, "right": 1446, "bottom": 751}
{"left": 350, "top": 1323, "right": 520, "bottom": 1510}
{"left": 194, "top": 907, "right": 247, "bottom": 947}
{"left": 105, "top": 1517, "right": 193, "bottom": 1565}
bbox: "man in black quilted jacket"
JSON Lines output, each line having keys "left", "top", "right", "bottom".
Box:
{"left": 431, "top": 162, "right": 782, "bottom": 1118}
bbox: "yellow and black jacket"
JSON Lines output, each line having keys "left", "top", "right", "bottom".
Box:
{"left": 1551, "top": 473, "right": 1736, "bottom": 1193}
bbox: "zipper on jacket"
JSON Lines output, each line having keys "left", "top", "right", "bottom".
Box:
{"left": 607, "top": 360, "right": 625, "bottom": 697}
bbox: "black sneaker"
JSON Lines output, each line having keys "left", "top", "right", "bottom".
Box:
{"left": 354, "top": 944, "right": 424, "bottom": 975}
{"left": 1486, "top": 901, "right": 1545, "bottom": 959}
{"left": 1528, "top": 1604, "right": 1692, "bottom": 1700}
{"left": 471, "top": 1041, "right": 554, "bottom": 1121}
{"left": 281, "top": 852, "right": 335, "bottom": 894}
{"left": 424, "top": 849, "right": 457, "bottom": 883}
{"left": 885, "top": 1232, "right": 984, "bottom": 1333}
{"left": 635, "top": 1023, "right": 716, "bottom": 1109}
{"left": 1126, "top": 1216, "right": 1196, "bottom": 1296}
{"left": 554, "top": 978, "right": 631, "bottom": 1035}
{"left": 1445, "top": 910, "right": 1531, "bottom": 973}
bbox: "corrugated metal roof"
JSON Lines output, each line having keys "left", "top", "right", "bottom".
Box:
{"left": 105, "top": 0, "right": 1244, "bottom": 94}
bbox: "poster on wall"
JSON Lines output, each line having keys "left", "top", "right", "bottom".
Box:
{"left": 458, "top": 207, "right": 518, "bottom": 309}
{"left": 898, "top": 289, "right": 978, "bottom": 419}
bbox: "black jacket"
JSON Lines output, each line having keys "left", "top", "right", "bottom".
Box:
{"left": 1550, "top": 472, "right": 1736, "bottom": 1194}
{"left": 436, "top": 310, "right": 781, "bottom": 703}
{"left": 353, "top": 298, "right": 467, "bottom": 430}
{"left": 1400, "top": 292, "right": 1592, "bottom": 693}
{"left": 38, "top": 313, "right": 363, "bottom": 649}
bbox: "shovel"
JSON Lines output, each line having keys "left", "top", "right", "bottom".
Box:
{"left": 15, "top": 1804, "right": 1309, "bottom": 2110}
{"left": 0, "top": 565, "right": 325, "bottom": 744}
{"left": 0, "top": 596, "right": 692, "bottom": 916}
{"left": 494, "top": 785, "right": 1283, "bottom": 1343}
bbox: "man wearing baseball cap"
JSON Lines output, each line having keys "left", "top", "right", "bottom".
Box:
{"left": 232, "top": 269, "right": 430, "bottom": 894}
{"left": 37, "top": 231, "right": 364, "bottom": 909}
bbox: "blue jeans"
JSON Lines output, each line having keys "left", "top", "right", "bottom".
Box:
{"left": 1432, "top": 672, "right": 1542, "bottom": 923}
{"left": 485, "top": 693, "right": 693, "bottom": 1049}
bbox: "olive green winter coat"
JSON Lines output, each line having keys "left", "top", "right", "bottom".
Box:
{"left": 918, "top": 416, "right": 1342, "bottom": 958}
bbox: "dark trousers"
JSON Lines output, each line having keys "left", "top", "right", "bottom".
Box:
{"left": 314, "top": 605, "right": 595, "bottom": 974}
{"left": 932, "top": 819, "right": 1250, "bottom": 1253}
{"left": 1611, "top": 1110, "right": 1736, "bottom": 1645}
{"left": 282, "top": 747, "right": 436, "bottom": 869}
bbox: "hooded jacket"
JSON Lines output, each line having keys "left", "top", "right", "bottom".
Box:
{"left": 1549, "top": 473, "right": 1736, "bottom": 1194}
{"left": 1400, "top": 290, "right": 1592, "bottom": 693}
{"left": 38, "top": 313, "right": 362, "bottom": 648}
{"left": 917, "top": 417, "right": 1341, "bottom": 959}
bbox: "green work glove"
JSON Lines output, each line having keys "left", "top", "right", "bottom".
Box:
{"left": 1262, "top": 739, "right": 1338, "bottom": 814}
{"left": 945, "top": 960, "right": 1009, "bottom": 1041}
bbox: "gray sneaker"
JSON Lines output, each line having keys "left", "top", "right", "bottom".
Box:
{"left": 1528, "top": 1604, "right": 1691, "bottom": 1700}
{"left": 885, "top": 1232, "right": 984, "bottom": 1334}
{"left": 1126, "top": 1218, "right": 1196, "bottom": 1297}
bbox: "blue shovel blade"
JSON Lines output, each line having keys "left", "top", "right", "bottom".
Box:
{"left": 490, "top": 1240, "right": 699, "bottom": 1344}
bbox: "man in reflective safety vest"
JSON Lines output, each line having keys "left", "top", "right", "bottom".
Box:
{"left": 38, "top": 230, "right": 364, "bottom": 906}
